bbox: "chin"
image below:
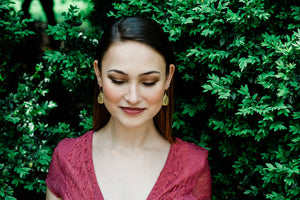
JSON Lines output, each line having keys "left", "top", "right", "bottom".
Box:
{"left": 116, "top": 117, "right": 154, "bottom": 129}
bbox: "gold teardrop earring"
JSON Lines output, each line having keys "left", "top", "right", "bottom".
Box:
{"left": 162, "top": 90, "right": 169, "bottom": 106}
{"left": 97, "top": 88, "right": 104, "bottom": 104}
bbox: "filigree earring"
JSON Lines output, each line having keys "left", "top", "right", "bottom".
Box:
{"left": 97, "top": 88, "right": 104, "bottom": 104}
{"left": 162, "top": 91, "right": 169, "bottom": 106}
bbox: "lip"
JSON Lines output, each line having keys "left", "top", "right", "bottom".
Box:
{"left": 121, "top": 107, "right": 146, "bottom": 115}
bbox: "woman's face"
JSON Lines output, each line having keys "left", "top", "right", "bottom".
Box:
{"left": 94, "top": 41, "right": 175, "bottom": 129}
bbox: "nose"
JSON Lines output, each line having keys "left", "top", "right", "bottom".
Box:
{"left": 124, "top": 83, "right": 142, "bottom": 105}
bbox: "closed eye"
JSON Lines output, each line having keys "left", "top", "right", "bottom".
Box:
{"left": 110, "top": 78, "right": 125, "bottom": 85}
{"left": 143, "top": 82, "right": 157, "bottom": 86}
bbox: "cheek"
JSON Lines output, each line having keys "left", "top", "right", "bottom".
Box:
{"left": 102, "top": 83, "right": 122, "bottom": 103}
{"left": 144, "top": 87, "right": 164, "bottom": 105}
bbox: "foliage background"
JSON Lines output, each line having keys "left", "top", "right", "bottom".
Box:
{"left": 1, "top": 0, "right": 300, "bottom": 199}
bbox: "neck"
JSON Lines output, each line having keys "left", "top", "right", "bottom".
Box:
{"left": 98, "top": 118, "right": 163, "bottom": 151}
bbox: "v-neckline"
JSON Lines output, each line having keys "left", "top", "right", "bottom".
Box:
{"left": 89, "top": 132, "right": 175, "bottom": 200}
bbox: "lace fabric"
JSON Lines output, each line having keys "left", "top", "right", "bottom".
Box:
{"left": 46, "top": 131, "right": 211, "bottom": 199}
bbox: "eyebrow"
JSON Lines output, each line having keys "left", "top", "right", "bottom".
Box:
{"left": 107, "top": 69, "right": 160, "bottom": 76}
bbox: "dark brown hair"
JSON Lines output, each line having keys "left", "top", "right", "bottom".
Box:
{"left": 93, "top": 17, "right": 175, "bottom": 142}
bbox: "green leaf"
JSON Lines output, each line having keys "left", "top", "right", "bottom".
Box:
{"left": 238, "top": 84, "right": 249, "bottom": 96}
{"left": 270, "top": 121, "right": 287, "bottom": 131}
{"left": 292, "top": 112, "right": 300, "bottom": 119}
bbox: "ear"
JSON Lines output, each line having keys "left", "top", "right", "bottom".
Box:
{"left": 165, "top": 64, "right": 175, "bottom": 90}
{"left": 94, "top": 60, "right": 102, "bottom": 87}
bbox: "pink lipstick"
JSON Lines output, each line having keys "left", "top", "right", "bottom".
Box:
{"left": 121, "top": 107, "right": 145, "bottom": 115}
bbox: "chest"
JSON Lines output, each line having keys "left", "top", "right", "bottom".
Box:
{"left": 92, "top": 149, "right": 169, "bottom": 200}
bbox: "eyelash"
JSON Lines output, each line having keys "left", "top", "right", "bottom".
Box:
{"left": 110, "top": 78, "right": 157, "bottom": 86}
{"left": 111, "top": 79, "right": 124, "bottom": 85}
{"left": 143, "top": 82, "right": 157, "bottom": 86}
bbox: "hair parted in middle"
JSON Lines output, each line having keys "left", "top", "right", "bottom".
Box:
{"left": 93, "top": 16, "right": 176, "bottom": 143}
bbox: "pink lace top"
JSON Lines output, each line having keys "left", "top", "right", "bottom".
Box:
{"left": 46, "top": 131, "right": 211, "bottom": 199}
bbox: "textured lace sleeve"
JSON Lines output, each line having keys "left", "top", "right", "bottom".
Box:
{"left": 45, "top": 132, "right": 99, "bottom": 200}
{"left": 192, "top": 149, "right": 212, "bottom": 200}
{"left": 45, "top": 142, "right": 67, "bottom": 198}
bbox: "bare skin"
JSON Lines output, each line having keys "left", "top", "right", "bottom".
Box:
{"left": 46, "top": 187, "right": 61, "bottom": 200}
{"left": 92, "top": 122, "right": 171, "bottom": 200}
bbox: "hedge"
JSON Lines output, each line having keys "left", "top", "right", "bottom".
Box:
{"left": 1, "top": 0, "right": 300, "bottom": 199}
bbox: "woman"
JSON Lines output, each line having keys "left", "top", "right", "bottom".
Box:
{"left": 46, "top": 17, "right": 211, "bottom": 200}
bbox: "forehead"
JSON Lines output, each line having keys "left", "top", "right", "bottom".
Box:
{"left": 101, "top": 41, "right": 166, "bottom": 74}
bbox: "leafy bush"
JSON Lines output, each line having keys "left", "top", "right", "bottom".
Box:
{"left": 0, "top": 0, "right": 34, "bottom": 88}
{"left": 0, "top": 2, "right": 94, "bottom": 199}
